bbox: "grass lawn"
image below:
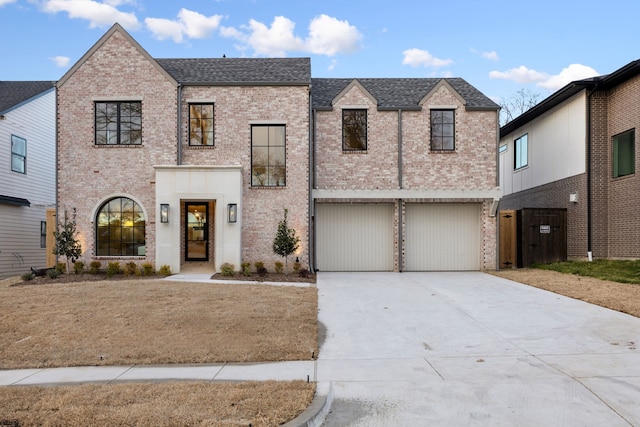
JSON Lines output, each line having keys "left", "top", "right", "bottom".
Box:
{"left": 533, "top": 259, "right": 640, "bottom": 284}
{"left": 0, "top": 276, "right": 317, "bottom": 426}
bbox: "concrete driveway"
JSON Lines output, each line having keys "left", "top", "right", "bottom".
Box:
{"left": 316, "top": 272, "right": 640, "bottom": 426}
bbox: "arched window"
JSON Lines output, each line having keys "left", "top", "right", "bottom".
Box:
{"left": 96, "top": 197, "right": 145, "bottom": 256}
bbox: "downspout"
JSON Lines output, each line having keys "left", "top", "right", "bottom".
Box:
{"left": 54, "top": 84, "right": 60, "bottom": 267}
{"left": 397, "top": 109, "right": 403, "bottom": 272}
{"left": 586, "top": 87, "right": 595, "bottom": 261}
{"left": 177, "top": 83, "right": 182, "bottom": 165}
{"left": 308, "top": 89, "right": 315, "bottom": 272}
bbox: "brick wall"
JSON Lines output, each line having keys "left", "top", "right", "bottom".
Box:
{"left": 57, "top": 30, "right": 178, "bottom": 269}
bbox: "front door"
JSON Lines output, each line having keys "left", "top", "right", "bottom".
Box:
{"left": 185, "top": 203, "right": 208, "bottom": 261}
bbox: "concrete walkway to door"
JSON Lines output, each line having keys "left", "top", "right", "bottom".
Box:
{"left": 316, "top": 272, "right": 640, "bottom": 426}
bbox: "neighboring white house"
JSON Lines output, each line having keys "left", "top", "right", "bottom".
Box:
{"left": 0, "top": 81, "right": 56, "bottom": 279}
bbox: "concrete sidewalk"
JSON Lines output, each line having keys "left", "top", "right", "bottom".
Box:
{"left": 316, "top": 272, "right": 640, "bottom": 426}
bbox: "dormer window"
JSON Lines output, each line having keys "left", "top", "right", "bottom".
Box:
{"left": 342, "top": 109, "right": 367, "bottom": 151}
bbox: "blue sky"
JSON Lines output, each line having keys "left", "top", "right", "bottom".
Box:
{"left": 1, "top": 0, "right": 638, "bottom": 104}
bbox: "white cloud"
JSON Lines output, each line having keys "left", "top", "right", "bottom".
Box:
{"left": 0, "top": 0, "right": 17, "bottom": 6}
{"left": 221, "top": 14, "right": 363, "bottom": 57}
{"left": 305, "top": 14, "right": 362, "bottom": 56}
{"left": 489, "top": 63, "right": 599, "bottom": 91}
{"left": 244, "top": 16, "right": 304, "bottom": 57}
{"left": 482, "top": 51, "right": 499, "bottom": 61}
{"left": 50, "top": 55, "right": 70, "bottom": 67}
{"left": 42, "top": 0, "right": 140, "bottom": 30}
{"left": 402, "top": 48, "right": 453, "bottom": 68}
{"left": 538, "top": 63, "right": 599, "bottom": 90}
{"left": 145, "top": 8, "right": 223, "bottom": 43}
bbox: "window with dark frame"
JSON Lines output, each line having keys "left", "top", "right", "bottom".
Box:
{"left": 95, "top": 101, "right": 142, "bottom": 145}
{"left": 514, "top": 133, "right": 528, "bottom": 170}
{"left": 430, "top": 109, "right": 455, "bottom": 151}
{"left": 342, "top": 109, "right": 367, "bottom": 151}
{"left": 95, "top": 197, "right": 146, "bottom": 256}
{"left": 613, "top": 129, "right": 635, "bottom": 178}
{"left": 251, "top": 124, "right": 286, "bottom": 187}
{"left": 40, "top": 221, "right": 46, "bottom": 248}
{"left": 11, "top": 135, "right": 26, "bottom": 173}
{"left": 189, "top": 103, "right": 214, "bottom": 146}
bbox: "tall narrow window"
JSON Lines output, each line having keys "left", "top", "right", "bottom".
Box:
{"left": 251, "top": 125, "right": 286, "bottom": 187}
{"left": 514, "top": 134, "right": 528, "bottom": 170}
{"left": 342, "top": 109, "right": 367, "bottom": 151}
{"left": 40, "top": 221, "right": 47, "bottom": 248}
{"left": 613, "top": 129, "right": 635, "bottom": 178}
{"left": 95, "top": 101, "right": 142, "bottom": 145}
{"left": 189, "top": 103, "right": 214, "bottom": 146}
{"left": 96, "top": 197, "right": 146, "bottom": 256}
{"left": 430, "top": 110, "right": 455, "bottom": 151}
{"left": 11, "top": 135, "right": 26, "bottom": 173}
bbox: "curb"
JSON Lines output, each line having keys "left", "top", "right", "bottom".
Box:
{"left": 283, "top": 382, "right": 333, "bottom": 427}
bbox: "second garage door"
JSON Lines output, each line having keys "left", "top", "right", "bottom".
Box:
{"left": 315, "top": 203, "right": 394, "bottom": 271}
{"left": 405, "top": 203, "right": 481, "bottom": 271}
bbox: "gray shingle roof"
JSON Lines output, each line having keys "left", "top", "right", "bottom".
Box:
{"left": 156, "top": 57, "right": 311, "bottom": 85}
{"left": 311, "top": 78, "right": 499, "bottom": 111}
{"left": 0, "top": 81, "right": 55, "bottom": 115}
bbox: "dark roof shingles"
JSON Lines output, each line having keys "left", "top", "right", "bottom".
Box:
{"left": 156, "top": 57, "right": 311, "bottom": 84}
{"left": 0, "top": 81, "right": 55, "bottom": 114}
{"left": 311, "top": 77, "right": 498, "bottom": 110}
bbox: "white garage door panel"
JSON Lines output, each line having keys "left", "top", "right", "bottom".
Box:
{"left": 405, "top": 204, "right": 481, "bottom": 271}
{"left": 316, "top": 204, "right": 394, "bottom": 271}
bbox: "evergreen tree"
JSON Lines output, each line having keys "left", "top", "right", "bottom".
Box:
{"left": 272, "top": 208, "right": 300, "bottom": 272}
{"left": 53, "top": 208, "right": 82, "bottom": 273}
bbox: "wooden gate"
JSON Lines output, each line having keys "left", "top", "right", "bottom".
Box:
{"left": 499, "top": 210, "right": 517, "bottom": 269}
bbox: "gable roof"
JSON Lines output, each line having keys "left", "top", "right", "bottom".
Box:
{"left": 311, "top": 78, "right": 499, "bottom": 111}
{"left": 0, "top": 81, "right": 55, "bottom": 115}
{"left": 500, "top": 58, "right": 640, "bottom": 137}
{"left": 57, "top": 23, "right": 177, "bottom": 88}
{"left": 155, "top": 57, "right": 311, "bottom": 85}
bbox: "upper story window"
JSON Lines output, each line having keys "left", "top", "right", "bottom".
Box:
{"left": 189, "top": 103, "right": 214, "bottom": 146}
{"left": 95, "top": 101, "right": 142, "bottom": 145}
{"left": 342, "top": 109, "right": 367, "bottom": 151}
{"left": 514, "top": 134, "right": 528, "bottom": 170}
{"left": 499, "top": 144, "right": 507, "bottom": 154}
{"left": 251, "top": 124, "right": 286, "bottom": 187}
{"left": 613, "top": 129, "right": 635, "bottom": 178}
{"left": 430, "top": 110, "right": 455, "bottom": 151}
{"left": 11, "top": 135, "right": 26, "bottom": 173}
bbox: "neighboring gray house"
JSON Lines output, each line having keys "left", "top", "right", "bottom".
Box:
{"left": 0, "top": 81, "right": 56, "bottom": 279}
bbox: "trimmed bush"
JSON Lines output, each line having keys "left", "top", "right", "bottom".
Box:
{"left": 56, "top": 262, "right": 66, "bottom": 274}
{"left": 254, "top": 261, "right": 265, "bottom": 272}
{"left": 158, "top": 265, "right": 172, "bottom": 276}
{"left": 21, "top": 272, "right": 34, "bottom": 281}
{"left": 141, "top": 262, "right": 154, "bottom": 276}
{"left": 106, "top": 262, "right": 121, "bottom": 277}
{"left": 47, "top": 269, "right": 59, "bottom": 279}
{"left": 74, "top": 261, "right": 85, "bottom": 275}
{"left": 220, "top": 262, "right": 235, "bottom": 276}
{"left": 89, "top": 261, "right": 101, "bottom": 274}
{"left": 274, "top": 261, "right": 284, "bottom": 274}
{"left": 124, "top": 262, "right": 138, "bottom": 276}
{"left": 241, "top": 262, "right": 252, "bottom": 277}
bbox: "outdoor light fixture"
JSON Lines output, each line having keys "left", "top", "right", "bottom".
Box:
{"left": 227, "top": 203, "right": 237, "bottom": 223}
{"left": 160, "top": 204, "right": 169, "bottom": 223}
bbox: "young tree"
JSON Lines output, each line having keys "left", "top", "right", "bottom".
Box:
{"left": 272, "top": 208, "right": 300, "bottom": 272}
{"left": 53, "top": 208, "right": 82, "bottom": 273}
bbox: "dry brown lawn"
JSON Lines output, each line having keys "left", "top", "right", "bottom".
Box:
{"left": 491, "top": 268, "right": 640, "bottom": 318}
{"left": 0, "top": 275, "right": 317, "bottom": 426}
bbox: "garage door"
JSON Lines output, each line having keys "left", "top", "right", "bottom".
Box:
{"left": 405, "top": 204, "right": 481, "bottom": 271}
{"left": 316, "top": 203, "right": 394, "bottom": 271}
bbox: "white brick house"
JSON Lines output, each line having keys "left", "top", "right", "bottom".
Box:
{"left": 56, "top": 24, "right": 500, "bottom": 273}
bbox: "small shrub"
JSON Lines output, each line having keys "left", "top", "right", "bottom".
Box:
{"left": 89, "top": 261, "right": 102, "bottom": 274}
{"left": 158, "top": 265, "right": 172, "bottom": 276}
{"left": 257, "top": 266, "right": 268, "bottom": 277}
{"left": 274, "top": 261, "right": 284, "bottom": 274}
{"left": 293, "top": 260, "right": 301, "bottom": 273}
{"left": 47, "top": 269, "right": 59, "bottom": 279}
{"left": 124, "top": 262, "right": 138, "bottom": 276}
{"left": 254, "top": 261, "right": 265, "bottom": 272}
{"left": 56, "top": 262, "right": 66, "bottom": 274}
{"left": 298, "top": 268, "right": 309, "bottom": 278}
{"left": 220, "top": 262, "right": 235, "bottom": 276}
{"left": 22, "top": 272, "right": 34, "bottom": 281}
{"left": 106, "top": 261, "right": 121, "bottom": 277}
{"left": 74, "top": 261, "right": 85, "bottom": 275}
{"left": 141, "top": 262, "right": 154, "bottom": 276}
{"left": 241, "top": 262, "right": 252, "bottom": 276}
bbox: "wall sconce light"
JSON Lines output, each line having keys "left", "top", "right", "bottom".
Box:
{"left": 228, "top": 203, "right": 237, "bottom": 223}
{"left": 160, "top": 204, "right": 169, "bottom": 223}
{"left": 569, "top": 193, "right": 578, "bottom": 204}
